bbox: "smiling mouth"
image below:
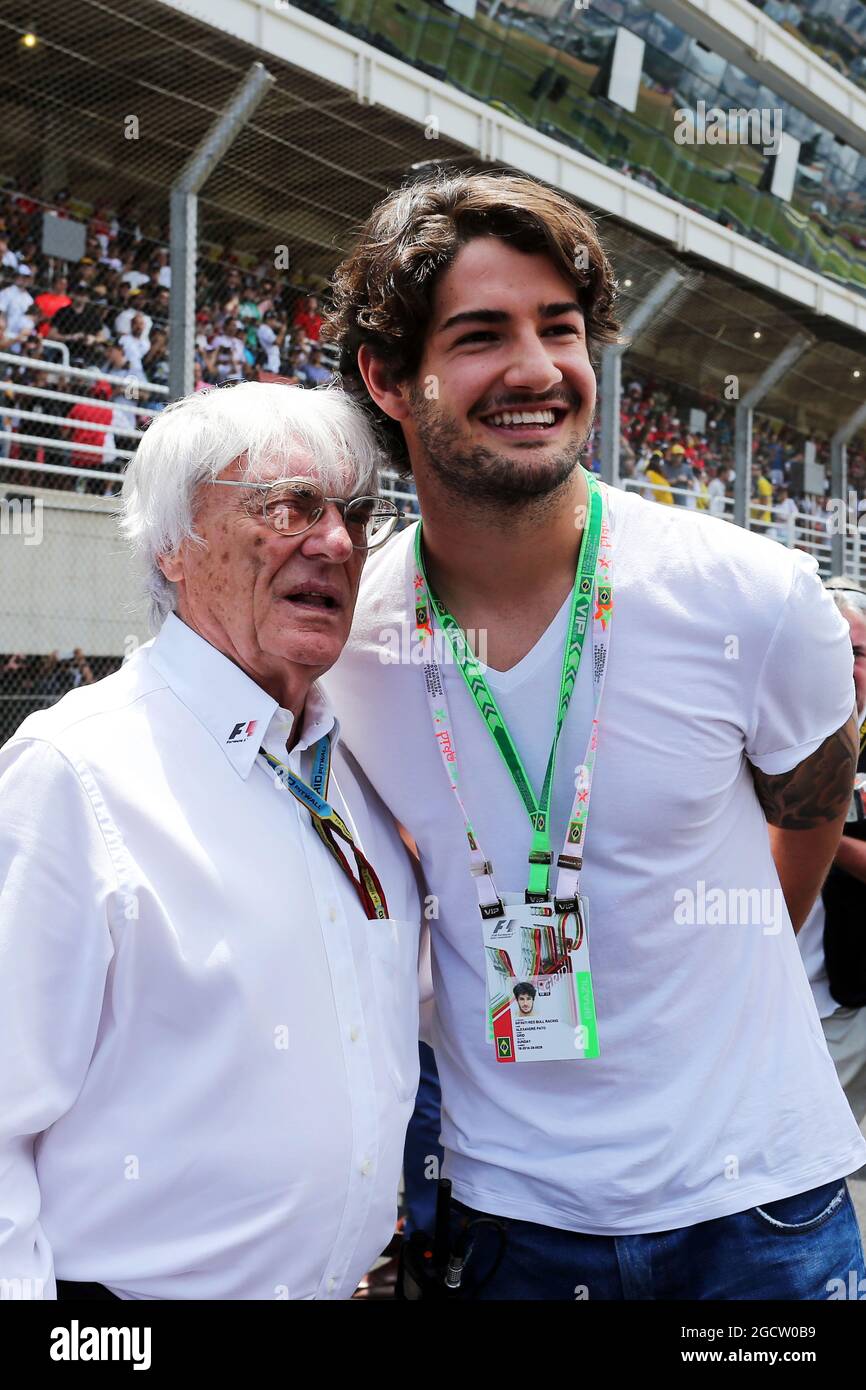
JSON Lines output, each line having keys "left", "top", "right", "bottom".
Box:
{"left": 478, "top": 406, "right": 571, "bottom": 436}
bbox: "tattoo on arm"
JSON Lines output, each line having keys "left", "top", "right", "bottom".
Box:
{"left": 750, "top": 713, "right": 858, "bottom": 829}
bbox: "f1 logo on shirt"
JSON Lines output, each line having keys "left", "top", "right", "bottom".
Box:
{"left": 227, "top": 719, "right": 258, "bottom": 744}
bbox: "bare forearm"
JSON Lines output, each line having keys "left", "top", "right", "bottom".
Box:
{"left": 768, "top": 816, "right": 847, "bottom": 932}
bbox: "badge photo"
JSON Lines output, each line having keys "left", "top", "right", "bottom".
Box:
{"left": 482, "top": 899, "right": 598, "bottom": 1063}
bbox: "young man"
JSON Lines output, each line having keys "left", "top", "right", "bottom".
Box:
{"left": 513, "top": 984, "right": 536, "bottom": 1016}
{"left": 323, "top": 168, "right": 866, "bottom": 1300}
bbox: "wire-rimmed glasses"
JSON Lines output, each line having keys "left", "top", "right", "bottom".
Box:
{"left": 213, "top": 476, "right": 399, "bottom": 550}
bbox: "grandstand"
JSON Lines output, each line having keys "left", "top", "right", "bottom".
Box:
{"left": 2, "top": 0, "right": 866, "bottom": 735}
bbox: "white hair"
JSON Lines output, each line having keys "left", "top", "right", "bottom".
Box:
{"left": 827, "top": 576, "right": 866, "bottom": 620}
{"left": 120, "top": 380, "right": 385, "bottom": 633}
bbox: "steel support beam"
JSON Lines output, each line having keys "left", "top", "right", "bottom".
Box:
{"left": 169, "top": 62, "right": 275, "bottom": 402}
{"left": 599, "top": 267, "right": 684, "bottom": 487}
{"left": 830, "top": 399, "right": 866, "bottom": 575}
{"left": 733, "top": 334, "right": 812, "bottom": 529}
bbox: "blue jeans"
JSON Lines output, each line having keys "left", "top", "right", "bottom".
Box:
{"left": 449, "top": 1177, "right": 866, "bottom": 1299}
{"left": 402, "top": 1042, "right": 444, "bottom": 1238}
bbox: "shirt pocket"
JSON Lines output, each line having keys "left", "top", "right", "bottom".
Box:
{"left": 365, "top": 917, "right": 421, "bottom": 1104}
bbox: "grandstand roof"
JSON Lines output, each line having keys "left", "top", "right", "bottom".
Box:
{"left": 3, "top": 0, "right": 865, "bottom": 442}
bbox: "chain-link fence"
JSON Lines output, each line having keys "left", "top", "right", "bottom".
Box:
{"left": 0, "top": 0, "right": 863, "bottom": 740}
{"left": 0, "top": 0, "right": 434, "bottom": 736}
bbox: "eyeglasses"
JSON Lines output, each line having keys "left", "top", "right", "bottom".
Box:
{"left": 212, "top": 477, "right": 399, "bottom": 550}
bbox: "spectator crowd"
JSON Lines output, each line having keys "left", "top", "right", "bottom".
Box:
{"left": 0, "top": 176, "right": 336, "bottom": 494}
{"left": 0, "top": 174, "right": 858, "bottom": 537}
{"left": 586, "top": 375, "right": 861, "bottom": 543}
{"left": 0, "top": 648, "right": 119, "bottom": 747}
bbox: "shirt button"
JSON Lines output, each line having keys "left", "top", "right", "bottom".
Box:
{"left": 327, "top": 1277, "right": 337, "bottom": 1293}
{"left": 361, "top": 1159, "right": 373, "bottom": 1177}
{"left": 328, "top": 903, "right": 338, "bottom": 923}
{"left": 350, "top": 1025, "right": 360, "bottom": 1042}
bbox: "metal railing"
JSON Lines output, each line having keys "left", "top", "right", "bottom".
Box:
{"left": 622, "top": 477, "right": 848, "bottom": 580}
{"left": 0, "top": 350, "right": 166, "bottom": 488}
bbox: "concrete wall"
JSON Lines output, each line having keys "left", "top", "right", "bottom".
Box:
{"left": 0, "top": 485, "right": 150, "bottom": 656}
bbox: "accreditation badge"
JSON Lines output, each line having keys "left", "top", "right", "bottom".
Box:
{"left": 481, "top": 895, "right": 599, "bottom": 1063}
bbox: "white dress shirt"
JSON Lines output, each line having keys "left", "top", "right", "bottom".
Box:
{"left": 0, "top": 613, "right": 421, "bottom": 1300}
{"left": 118, "top": 331, "right": 150, "bottom": 379}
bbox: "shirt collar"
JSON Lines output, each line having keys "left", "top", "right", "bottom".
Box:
{"left": 148, "top": 612, "right": 340, "bottom": 779}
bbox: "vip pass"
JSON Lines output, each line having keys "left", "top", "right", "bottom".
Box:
{"left": 260, "top": 737, "right": 389, "bottom": 921}
{"left": 412, "top": 468, "right": 614, "bottom": 1062}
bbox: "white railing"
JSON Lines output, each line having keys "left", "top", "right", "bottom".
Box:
{"left": 622, "top": 477, "right": 852, "bottom": 581}
{"left": 0, "top": 348, "right": 165, "bottom": 485}
{"left": 379, "top": 468, "right": 418, "bottom": 514}
{"left": 40, "top": 339, "right": 69, "bottom": 371}
{"left": 0, "top": 351, "right": 169, "bottom": 398}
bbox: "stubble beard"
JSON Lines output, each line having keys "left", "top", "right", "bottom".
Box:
{"left": 407, "top": 387, "right": 591, "bottom": 509}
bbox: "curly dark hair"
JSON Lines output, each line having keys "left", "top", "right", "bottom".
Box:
{"left": 513, "top": 982, "right": 537, "bottom": 1000}
{"left": 323, "top": 167, "right": 621, "bottom": 471}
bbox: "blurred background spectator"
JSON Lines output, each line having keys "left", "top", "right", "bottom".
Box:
{"left": 0, "top": 171, "right": 846, "bottom": 539}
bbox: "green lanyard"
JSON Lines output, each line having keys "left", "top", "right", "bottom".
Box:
{"left": 414, "top": 471, "right": 603, "bottom": 900}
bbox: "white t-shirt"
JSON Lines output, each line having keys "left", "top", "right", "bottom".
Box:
{"left": 797, "top": 898, "right": 836, "bottom": 1019}
{"left": 0, "top": 284, "right": 34, "bottom": 337}
{"left": 210, "top": 334, "right": 244, "bottom": 379}
{"left": 257, "top": 322, "right": 281, "bottom": 373}
{"left": 118, "top": 332, "right": 149, "bottom": 378}
{"left": 324, "top": 482, "right": 866, "bottom": 1235}
{"left": 112, "top": 398, "right": 138, "bottom": 438}
{"left": 707, "top": 476, "right": 726, "bottom": 516}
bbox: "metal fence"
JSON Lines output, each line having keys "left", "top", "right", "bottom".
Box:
{"left": 621, "top": 478, "right": 858, "bottom": 582}
{"left": 1, "top": 446, "right": 853, "bottom": 743}
{"left": 0, "top": 0, "right": 859, "bottom": 742}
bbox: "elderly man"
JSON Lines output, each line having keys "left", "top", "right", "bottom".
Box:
{"left": 0, "top": 381, "right": 421, "bottom": 1301}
